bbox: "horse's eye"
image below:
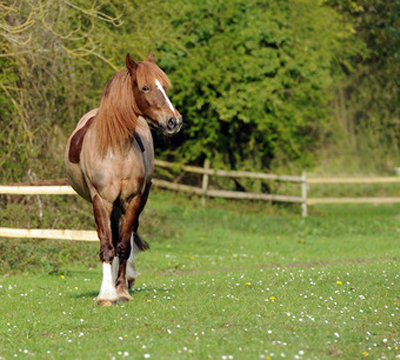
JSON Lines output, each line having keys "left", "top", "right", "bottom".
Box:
{"left": 142, "top": 85, "right": 150, "bottom": 92}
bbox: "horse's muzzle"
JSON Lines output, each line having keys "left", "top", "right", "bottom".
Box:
{"left": 162, "top": 114, "right": 183, "bottom": 136}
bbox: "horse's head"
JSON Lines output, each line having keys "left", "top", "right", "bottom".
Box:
{"left": 126, "top": 53, "right": 182, "bottom": 136}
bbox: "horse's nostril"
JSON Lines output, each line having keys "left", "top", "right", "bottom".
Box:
{"left": 167, "top": 118, "right": 176, "bottom": 130}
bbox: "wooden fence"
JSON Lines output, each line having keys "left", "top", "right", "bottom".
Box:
{"left": 1, "top": 159, "right": 400, "bottom": 241}
{"left": 153, "top": 159, "right": 307, "bottom": 213}
{"left": 151, "top": 160, "right": 400, "bottom": 209}
{"left": 307, "top": 176, "right": 400, "bottom": 205}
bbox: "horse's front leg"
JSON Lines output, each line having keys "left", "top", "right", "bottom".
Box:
{"left": 116, "top": 183, "right": 151, "bottom": 301}
{"left": 92, "top": 194, "right": 118, "bottom": 306}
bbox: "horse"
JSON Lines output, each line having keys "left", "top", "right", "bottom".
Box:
{"left": 65, "top": 53, "right": 182, "bottom": 306}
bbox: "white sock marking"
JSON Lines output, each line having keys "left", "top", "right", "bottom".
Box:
{"left": 98, "top": 262, "right": 118, "bottom": 302}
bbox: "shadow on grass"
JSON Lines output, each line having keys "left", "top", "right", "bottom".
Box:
{"left": 70, "top": 286, "right": 170, "bottom": 300}
{"left": 71, "top": 291, "right": 99, "bottom": 299}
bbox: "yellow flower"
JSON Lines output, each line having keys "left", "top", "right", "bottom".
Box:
{"left": 190, "top": 256, "right": 195, "bottom": 260}
{"left": 246, "top": 282, "right": 251, "bottom": 286}
{"left": 270, "top": 296, "right": 275, "bottom": 301}
{"left": 124, "top": 334, "right": 128, "bottom": 338}
{"left": 336, "top": 281, "right": 342, "bottom": 285}
{"left": 362, "top": 351, "right": 369, "bottom": 357}
{"left": 60, "top": 275, "right": 65, "bottom": 279}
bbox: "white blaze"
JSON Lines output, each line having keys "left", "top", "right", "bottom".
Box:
{"left": 155, "top": 79, "right": 175, "bottom": 115}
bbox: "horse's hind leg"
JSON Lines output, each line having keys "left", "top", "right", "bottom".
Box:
{"left": 126, "top": 233, "right": 140, "bottom": 289}
{"left": 92, "top": 194, "right": 118, "bottom": 306}
{"left": 127, "top": 182, "right": 152, "bottom": 288}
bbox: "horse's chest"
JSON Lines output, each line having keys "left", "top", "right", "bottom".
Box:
{"left": 86, "top": 146, "right": 152, "bottom": 197}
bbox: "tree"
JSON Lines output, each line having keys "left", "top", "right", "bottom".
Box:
{"left": 327, "top": 0, "right": 400, "bottom": 171}
{"left": 0, "top": 0, "right": 177, "bottom": 182}
{"left": 154, "top": 0, "right": 354, "bottom": 172}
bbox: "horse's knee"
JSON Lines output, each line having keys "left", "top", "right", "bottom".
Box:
{"left": 100, "top": 244, "right": 114, "bottom": 263}
{"left": 116, "top": 240, "right": 131, "bottom": 261}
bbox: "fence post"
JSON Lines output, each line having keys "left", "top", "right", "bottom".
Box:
{"left": 201, "top": 158, "right": 210, "bottom": 206}
{"left": 301, "top": 171, "right": 307, "bottom": 217}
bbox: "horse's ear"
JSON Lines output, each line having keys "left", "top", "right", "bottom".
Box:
{"left": 126, "top": 54, "right": 138, "bottom": 74}
{"left": 145, "top": 53, "right": 155, "bottom": 63}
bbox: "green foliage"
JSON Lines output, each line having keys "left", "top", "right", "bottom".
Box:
{"left": 0, "top": 0, "right": 177, "bottom": 182}
{"left": 325, "top": 0, "right": 400, "bottom": 172}
{"left": 0, "top": 39, "right": 23, "bottom": 180}
{"left": 156, "top": 0, "right": 350, "bottom": 170}
{"left": 1, "top": 0, "right": 399, "bottom": 181}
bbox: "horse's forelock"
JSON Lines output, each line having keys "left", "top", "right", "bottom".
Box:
{"left": 136, "top": 61, "right": 171, "bottom": 90}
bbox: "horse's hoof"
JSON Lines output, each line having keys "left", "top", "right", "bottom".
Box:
{"left": 96, "top": 299, "right": 116, "bottom": 306}
{"left": 117, "top": 295, "right": 133, "bottom": 303}
{"left": 117, "top": 287, "right": 133, "bottom": 302}
{"left": 127, "top": 279, "right": 135, "bottom": 289}
{"left": 117, "top": 293, "right": 133, "bottom": 302}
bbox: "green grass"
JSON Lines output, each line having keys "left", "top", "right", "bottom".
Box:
{"left": 0, "top": 192, "right": 399, "bottom": 359}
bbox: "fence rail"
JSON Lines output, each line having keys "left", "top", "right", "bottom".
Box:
{"left": 307, "top": 177, "right": 400, "bottom": 184}
{"left": 307, "top": 197, "right": 400, "bottom": 205}
{"left": 0, "top": 228, "right": 98, "bottom": 241}
{"left": 0, "top": 185, "right": 75, "bottom": 195}
{"left": 154, "top": 159, "right": 304, "bottom": 182}
{"left": 1, "top": 160, "right": 400, "bottom": 241}
{"left": 154, "top": 159, "right": 306, "bottom": 209}
{"left": 306, "top": 176, "right": 400, "bottom": 205}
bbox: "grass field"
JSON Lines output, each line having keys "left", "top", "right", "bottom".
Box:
{"left": 0, "top": 192, "right": 399, "bottom": 359}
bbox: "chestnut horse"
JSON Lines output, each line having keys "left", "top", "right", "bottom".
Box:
{"left": 65, "top": 53, "right": 182, "bottom": 305}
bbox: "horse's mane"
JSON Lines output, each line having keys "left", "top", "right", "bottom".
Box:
{"left": 95, "top": 60, "right": 171, "bottom": 154}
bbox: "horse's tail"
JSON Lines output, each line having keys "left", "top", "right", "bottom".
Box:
{"left": 133, "top": 232, "right": 150, "bottom": 252}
